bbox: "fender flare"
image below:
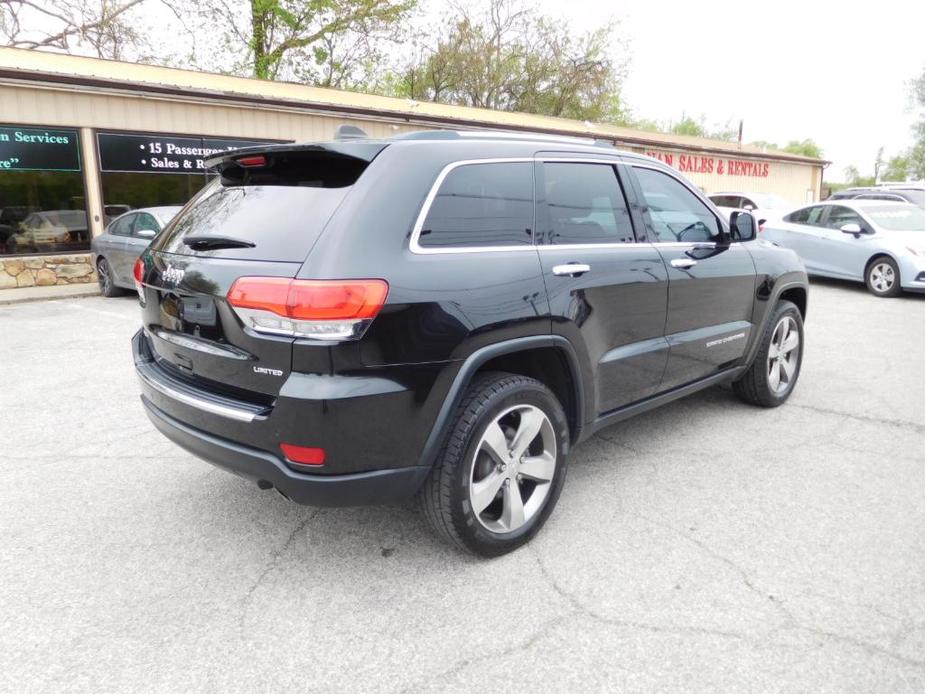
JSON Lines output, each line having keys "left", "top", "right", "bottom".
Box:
{"left": 416, "top": 335, "right": 584, "bottom": 469}
{"left": 743, "top": 278, "right": 808, "bottom": 368}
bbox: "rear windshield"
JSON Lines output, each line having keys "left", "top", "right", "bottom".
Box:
{"left": 151, "top": 151, "right": 366, "bottom": 261}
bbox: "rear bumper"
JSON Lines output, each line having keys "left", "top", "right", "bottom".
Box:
{"left": 141, "top": 396, "right": 429, "bottom": 506}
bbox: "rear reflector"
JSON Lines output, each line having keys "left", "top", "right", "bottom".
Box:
{"left": 280, "top": 443, "right": 326, "bottom": 466}
{"left": 227, "top": 278, "right": 388, "bottom": 341}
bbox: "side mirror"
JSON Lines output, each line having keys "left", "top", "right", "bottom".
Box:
{"left": 730, "top": 211, "right": 756, "bottom": 242}
{"left": 137, "top": 229, "right": 156, "bottom": 239}
{"left": 840, "top": 223, "right": 862, "bottom": 236}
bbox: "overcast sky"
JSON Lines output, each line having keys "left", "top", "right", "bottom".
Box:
{"left": 68, "top": 0, "right": 925, "bottom": 182}
{"left": 534, "top": 0, "right": 925, "bottom": 181}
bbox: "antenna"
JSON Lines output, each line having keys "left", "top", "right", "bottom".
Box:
{"left": 334, "top": 125, "right": 369, "bottom": 141}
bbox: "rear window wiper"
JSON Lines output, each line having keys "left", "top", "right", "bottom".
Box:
{"left": 183, "top": 235, "right": 256, "bottom": 250}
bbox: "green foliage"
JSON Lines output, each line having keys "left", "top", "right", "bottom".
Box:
{"left": 383, "top": 1, "right": 629, "bottom": 123}
{"left": 782, "top": 139, "right": 823, "bottom": 159}
{"left": 843, "top": 165, "right": 876, "bottom": 187}
{"left": 880, "top": 155, "right": 910, "bottom": 182}
{"left": 666, "top": 115, "right": 737, "bottom": 141}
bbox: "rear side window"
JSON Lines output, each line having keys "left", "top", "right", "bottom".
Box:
{"left": 785, "top": 205, "right": 826, "bottom": 225}
{"left": 542, "top": 162, "right": 635, "bottom": 244}
{"left": 151, "top": 150, "right": 368, "bottom": 262}
{"left": 109, "top": 215, "right": 133, "bottom": 236}
{"left": 710, "top": 195, "right": 741, "bottom": 208}
{"left": 418, "top": 162, "right": 533, "bottom": 249}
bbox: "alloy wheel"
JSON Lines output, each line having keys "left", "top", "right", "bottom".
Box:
{"left": 468, "top": 404, "right": 557, "bottom": 534}
{"left": 97, "top": 260, "right": 112, "bottom": 294}
{"left": 767, "top": 316, "right": 800, "bottom": 395}
{"left": 869, "top": 262, "right": 895, "bottom": 294}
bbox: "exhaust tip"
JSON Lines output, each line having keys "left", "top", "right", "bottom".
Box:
{"left": 257, "top": 479, "right": 273, "bottom": 490}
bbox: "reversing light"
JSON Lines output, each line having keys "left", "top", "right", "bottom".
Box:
{"left": 227, "top": 277, "right": 389, "bottom": 341}
{"left": 280, "top": 443, "right": 326, "bottom": 467}
{"left": 236, "top": 155, "right": 267, "bottom": 168}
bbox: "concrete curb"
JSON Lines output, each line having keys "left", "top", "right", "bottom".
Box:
{"left": 0, "top": 284, "right": 101, "bottom": 305}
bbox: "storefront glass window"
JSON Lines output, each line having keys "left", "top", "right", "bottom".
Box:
{"left": 0, "top": 125, "right": 88, "bottom": 257}
{"left": 97, "top": 132, "right": 279, "bottom": 226}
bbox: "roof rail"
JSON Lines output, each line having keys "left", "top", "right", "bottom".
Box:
{"left": 392, "top": 129, "right": 612, "bottom": 147}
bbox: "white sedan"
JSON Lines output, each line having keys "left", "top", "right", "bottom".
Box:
{"left": 761, "top": 199, "right": 925, "bottom": 297}
{"left": 708, "top": 192, "right": 794, "bottom": 229}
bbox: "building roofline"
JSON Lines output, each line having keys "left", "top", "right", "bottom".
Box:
{"left": 0, "top": 47, "right": 828, "bottom": 166}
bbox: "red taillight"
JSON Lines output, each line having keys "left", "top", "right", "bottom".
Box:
{"left": 227, "top": 278, "right": 388, "bottom": 341}
{"left": 236, "top": 155, "right": 267, "bottom": 167}
{"left": 133, "top": 258, "right": 144, "bottom": 298}
{"left": 280, "top": 443, "right": 326, "bottom": 467}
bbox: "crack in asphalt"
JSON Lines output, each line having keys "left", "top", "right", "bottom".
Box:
{"left": 788, "top": 403, "right": 925, "bottom": 435}
{"left": 237, "top": 509, "right": 323, "bottom": 639}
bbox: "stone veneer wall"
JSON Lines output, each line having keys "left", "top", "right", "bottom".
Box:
{"left": 0, "top": 254, "right": 97, "bottom": 290}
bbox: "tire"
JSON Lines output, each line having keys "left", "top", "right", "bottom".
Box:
{"left": 865, "top": 256, "right": 902, "bottom": 297}
{"left": 419, "top": 372, "right": 570, "bottom": 557}
{"left": 733, "top": 300, "right": 804, "bottom": 407}
{"left": 96, "top": 258, "right": 123, "bottom": 297}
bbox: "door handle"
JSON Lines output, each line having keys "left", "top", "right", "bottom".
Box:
{"left": 552, "top": 263, "right": 591, "bottom": 277}
{"left": 670, "top": 258, "right": 697, "bottom": 269}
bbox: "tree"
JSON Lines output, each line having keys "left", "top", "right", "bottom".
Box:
{"left": 843, "top": 165, "right": 875, "bottom": 187}
{"left": 0, "top": 0, "right": 149, "bottom": 59}
{"left": 206, "top": 0, "right": 414, "bottom": 81}
{"left": 782, "top": 139, "right": 823, "bottom": 159}
{"left": 666, "top": 114, "right": 736, "bottom": 141}
{"left": 385, "top": 0, "right": 629, "bottom": 123}
{"left": 873, "top": 146, "right": 884, "bottom": 181}
{"left": 880, "top": 154, "right": 910, "bottom": 182}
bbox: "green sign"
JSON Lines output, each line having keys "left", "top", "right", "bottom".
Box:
{"left": 0, "top": 125, "right": 81, "bottom": 172}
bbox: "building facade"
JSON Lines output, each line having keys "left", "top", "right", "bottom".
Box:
{"left": 0, "top": 48, "right": 826, "bottom": 290}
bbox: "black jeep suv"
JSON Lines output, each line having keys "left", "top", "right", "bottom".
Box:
{"left": 133, "top": 130, "right": 808, "bottom": 556}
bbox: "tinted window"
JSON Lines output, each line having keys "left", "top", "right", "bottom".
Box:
{"left": 543, "top": 163, "right": 634, "bottom": 244}
{"left": 152, "top": 152, "right": 369, "bottom": 261}
{"left": 825, "top": 206, "right": 864, "bottom": 230}
{"left": 710, "top": 195, "right": 741, "bottom": 208}
{"left": 634, "top": 167, "right": 720, "bottom": 242}
{"left": 419, "top": 162, "right": 533, "bottom": 249}
{"left": 109, "top": 215, "right": 134, "bottom": 236}
{"left": 785, "top": 206, "right": 826, "bottom": 225}
{"left": 133, "top": 213, "right": 159, "bottom": 235}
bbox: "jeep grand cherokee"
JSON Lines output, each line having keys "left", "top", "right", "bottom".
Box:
{"left": 132, "top": 130, "right": 808, "bottom": 556}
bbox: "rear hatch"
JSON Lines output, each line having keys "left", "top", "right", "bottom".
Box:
{"left": 138, "top": 143, "right": 385, "bottom": 400}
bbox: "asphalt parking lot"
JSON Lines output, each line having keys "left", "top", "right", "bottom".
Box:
{"left": 1, "top": 280, "right": 924, "bottom": 693}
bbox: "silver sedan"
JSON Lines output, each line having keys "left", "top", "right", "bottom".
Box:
{"left": 91, "top": 206, "right": 181, "bottom": 297}
{"left": 761, "top": 199, "right": 925, "bottom": 297}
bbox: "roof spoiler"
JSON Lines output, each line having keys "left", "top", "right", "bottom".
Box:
{"left": 204, "top": 140, "right": 387, "bottom": 172}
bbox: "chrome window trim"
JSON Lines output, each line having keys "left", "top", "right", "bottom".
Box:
{"left": 409, "top": 158, "right": 536, "bottom": 255}
{"left": 408, "top": 156, "right": 724, "bottom": 255}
